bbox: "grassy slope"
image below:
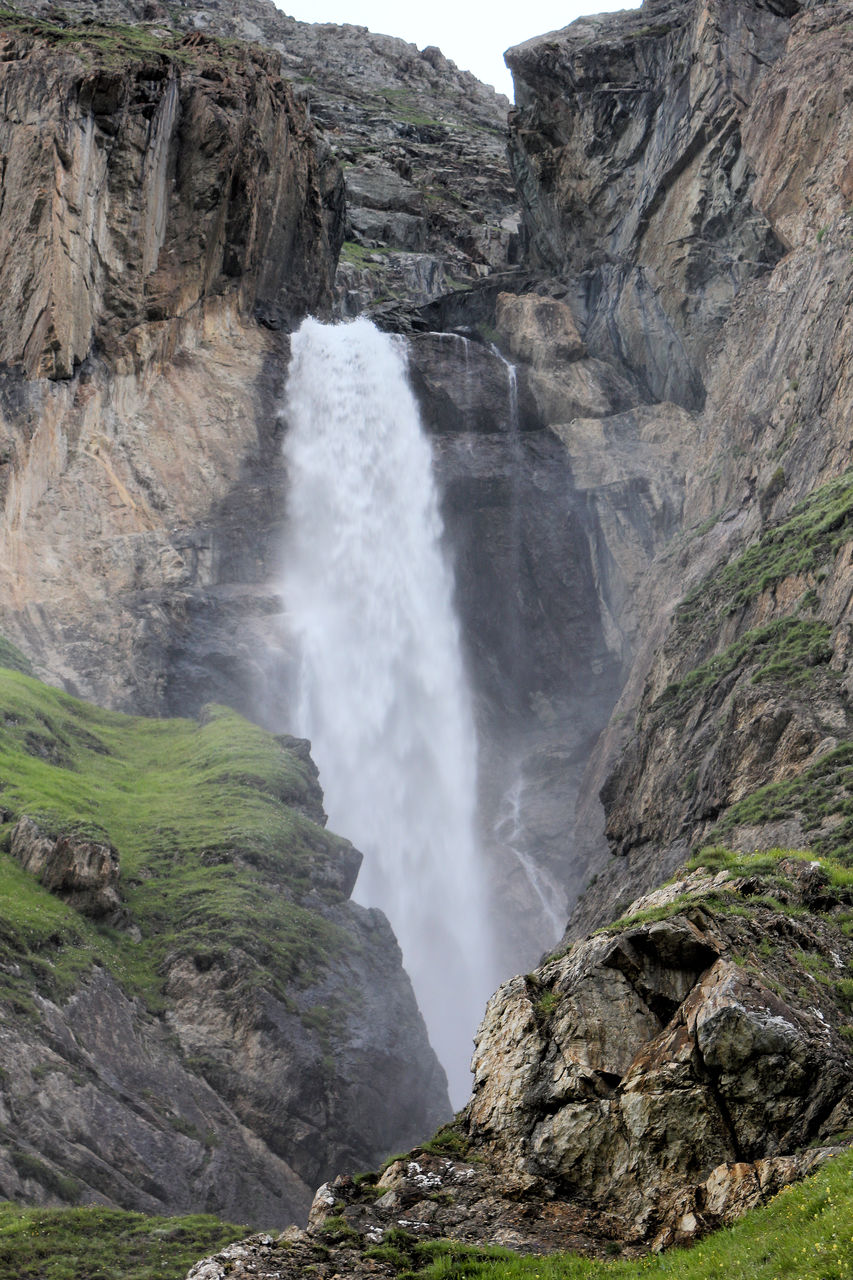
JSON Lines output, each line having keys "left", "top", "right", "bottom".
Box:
{"left": 657, "top": 466, "right": 853, "bottom": 700}
{"left": 0, "top": 1204, "right": 245, "bottom": 1280}
{"left": 680, "top": 466, "right": 853, "bottom": 628}
{"left": 0, "top": 650, "right": 357, "bottom": 1018}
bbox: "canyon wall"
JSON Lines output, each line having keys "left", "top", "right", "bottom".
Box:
{"left": 0, "top": 9, "right": 450, "bottom": 1226}
{"left": 1, "top": 0, "right": 853, "bottom": 1253}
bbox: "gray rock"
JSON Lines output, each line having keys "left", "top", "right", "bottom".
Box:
{"left": 11, "top": 816, "right": 124, "bottom": 921}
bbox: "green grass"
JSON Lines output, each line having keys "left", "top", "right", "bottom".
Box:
{"left": 373, "top": 87, "right": 449, "bottom": 129}
{"left": 678, "top": 467, "right": 853, "bottom": 630}
{"left": 0, "top": 666, "right": 358, "bottom": 1017}
{"left": 339, "top": 241, "right": 393, "bottom": 268}
{"left": 708, "top": 744, "right": 853, "bottom": 867}
{"left": 654, "top": 617, "right": 834, "bottom": 710}
{"left": 399, "top": 1146, "right": 853, "bottom": 1278}
{"left": 0, "top": 638, "right": 32, "bottom": 678}
{"left": 0, "top": 1202, "right": 245, "bottom": 1280}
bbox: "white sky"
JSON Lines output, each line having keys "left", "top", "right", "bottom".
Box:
{"left": 273, "top": 2, "right": 641, "bottom": 100}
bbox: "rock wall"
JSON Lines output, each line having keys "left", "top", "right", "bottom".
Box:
{"left": 13, "top": 0, "right": 519, "bottom": 320}
{"left": 506, "top": 0, "right": 789, "bottom": 407}
{"left": 486, "top": 0, "right": 853, "bottom": 936}
{"left": 0, "top": 13, "right": 344, "bottom": 718}
{"left": 0, "top": 21, "right": 341, "bottom": 379}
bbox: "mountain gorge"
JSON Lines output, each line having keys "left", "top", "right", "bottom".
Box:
{"left": 0, "top": 0, "right": 852, "bottom": 1274}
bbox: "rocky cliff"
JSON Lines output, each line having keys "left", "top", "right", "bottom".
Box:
{"left": 0, "top": 8, "right": 343, "bottom": 720}
{"left": 0, "top": 0, "right": 852, "bottom": 1266}
{"left": 0, "top": 654, "right": 448, "bottom": 1224}
{"left": 550, "top": 0, "right": 853, "bottom": 934}
{"left": 14, "top": 0, "right": 519, "bottom": 319}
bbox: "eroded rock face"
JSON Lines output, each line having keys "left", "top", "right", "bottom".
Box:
{"left": 506, "top": 0, "right": 789, "bottom": 406}
{"left": 492, "top": 1, "right": 853, "bottom": 934}
{"left": 494, "top": 292, "right": 586, "bottom": 369}
{"left": 10, "top": 816, "right": 123, "bottom": 921}
{"left": 183, "top": 861, "right": 853, "bottom": 1274}
{"left": 13, "top": 0, "right": 519, "bottom": 319}
{"left": 0, "top": 24, "right": 341, "bottom": 379}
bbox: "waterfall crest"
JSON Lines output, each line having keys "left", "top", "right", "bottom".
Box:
{"left": 281, "top": 316, "right": 493, "bottom": 1105}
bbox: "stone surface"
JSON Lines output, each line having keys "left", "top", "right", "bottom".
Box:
{"left": 12, "top": 0, "right": 518, "bottom": 317}
{"left": 183, "top": 861, "right": 853, "bottom": 1273}
{"left": 505, "top": 0, "right": 789, "bottom": 406}
{"left": 0, "top": 726, "right": 450, "bottom": 1225}
{"left": 494, "top": 0, "right": 853, "bottom": 933}
{"left": 10, "top": 816, "right": 124, "bottom": 921}
{"left": 0, "top": 21, "right": 341, "bottom": 379}
{"left": 495, "top": 292, "right": 586, "bottom": 370}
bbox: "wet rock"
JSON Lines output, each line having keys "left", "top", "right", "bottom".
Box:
{"left": 495, "top": 292, "right": 586, "bottom": 370}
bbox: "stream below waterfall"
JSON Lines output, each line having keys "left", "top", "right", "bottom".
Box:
{"left": 281, "top": 316, "right": 497, "bottom": 1105}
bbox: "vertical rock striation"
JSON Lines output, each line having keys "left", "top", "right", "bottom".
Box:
{"left": 0, "top": 22, "right": 342, "bottom": 379}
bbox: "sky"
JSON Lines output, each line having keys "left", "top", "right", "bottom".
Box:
{"left": 272, "top": 1, "right": 641, "bottom": 100}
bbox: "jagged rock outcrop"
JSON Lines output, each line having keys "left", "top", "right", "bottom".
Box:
{"left": 465, "top": 862, "right": 853, "bottom": 1247}
{"left": 184, "top": 856, "right": 853, "bottom": 1273}
{"left": 15, "top": 0, "right": 519, "bottom": 319}
{"left": 10, "top": 816, "right": 124, "bottom": 921}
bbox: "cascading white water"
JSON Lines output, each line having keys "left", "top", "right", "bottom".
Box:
{"left": 281, "top": 316, "right": 494, "bottom": 1106}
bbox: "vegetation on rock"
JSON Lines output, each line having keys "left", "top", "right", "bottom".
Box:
{"left": 0, "top": 6, "right": 260, "bottom": 67}
{"left": 395, "top": 1145, "right": 853, "bottom": 1279}
{"left": 0, "top": 664, "right": 356, "bottom": 1016}
{"left": 677, "top": 467, "right": 853, "bottom": 638}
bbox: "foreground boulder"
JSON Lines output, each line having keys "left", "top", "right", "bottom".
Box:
{"left": 185, "top": 854, "right": 853, "bottom": 1274}
{"left": 11, "top": 816, "right": 124, "bottom": 921}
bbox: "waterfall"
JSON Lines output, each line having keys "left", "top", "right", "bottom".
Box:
{"left": 494, "top": 768, "right": 567, "bottom": 942}
{"left": 281, "top": 316, "right": 494, "bottom": 1106}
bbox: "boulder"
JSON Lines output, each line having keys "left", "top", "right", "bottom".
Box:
{"left": 11, "top": 815, "right": 124, "bottom": 921}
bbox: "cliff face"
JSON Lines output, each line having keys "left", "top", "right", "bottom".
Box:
{"left": 0, "top": 663, "right": 449, "bottom": 1224}
{"left": 0, "top": 12, "right": 344, "bottom": 721}
{"left": 0, "top": 20, "right": 341, "bottom": 379}
{"left": 15, "top": 0, "right": 518, "bottom": 320}
{"left": 179, "top": 0, "right": 853, "bottom": 1264}
{"left": 483, "top": 0, "right": 853, "bottom": 937}
{"left": 506, "top": 0, "right": 790, "bottom": 408}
